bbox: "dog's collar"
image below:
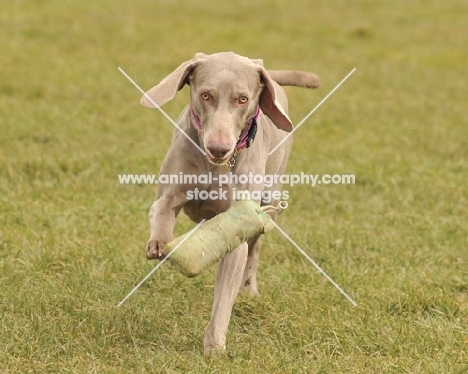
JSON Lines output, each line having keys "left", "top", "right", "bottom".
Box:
{"left": 235, "top": 106, "right": 261, "bottom": 150}
{"left": 189, "top": 106, "right": 203, "bottom": 133}
{"left": 189, "top": 106, "right": 262, "bottom": 151}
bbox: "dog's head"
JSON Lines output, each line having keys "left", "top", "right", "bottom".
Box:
{"left": 141, "top": 52, "right": 298, "bottom": 165}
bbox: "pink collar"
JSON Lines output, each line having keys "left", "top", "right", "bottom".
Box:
{"left": 189, "top": 106, "right": 262, "bottom": 151}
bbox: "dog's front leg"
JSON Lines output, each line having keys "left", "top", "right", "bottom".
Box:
{"left": 204, "top": 242, "right": 248, "bottom": 356}
{"left": 146, "top": 193, "right": 184, "bottom": 260}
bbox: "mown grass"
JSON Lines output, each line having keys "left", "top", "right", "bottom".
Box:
{"left": 1, "top": 0, "right": 467, "bottom": 372}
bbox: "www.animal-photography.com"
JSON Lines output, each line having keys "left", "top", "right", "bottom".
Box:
{"left": 1, "top": 1, "right": 467, "bottom": 372}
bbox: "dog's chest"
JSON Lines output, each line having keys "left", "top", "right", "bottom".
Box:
{"left": 182, "top": 182, "right": 234, "bottom": 221}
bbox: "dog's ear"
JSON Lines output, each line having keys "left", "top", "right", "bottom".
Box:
{"left": 258, "top": 68, "right": 294, "bottom": 132}
{"left": 141, "top": 54, "right": 206, "bottom": 108}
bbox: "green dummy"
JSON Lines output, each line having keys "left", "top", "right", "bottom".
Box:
{"left": 165, "top": 199, "right": 287, "bottom": 277}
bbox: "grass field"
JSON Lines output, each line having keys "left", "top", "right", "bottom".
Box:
{"left": 1, "top": 0, "right": 467, "bottom": 372}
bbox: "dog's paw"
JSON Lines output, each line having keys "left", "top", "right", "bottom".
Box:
{"left": 145, "top": 239, "right": 167, "bottom": 260}
{"left": 204, "top": 344, "right": 226, "bottom": 358}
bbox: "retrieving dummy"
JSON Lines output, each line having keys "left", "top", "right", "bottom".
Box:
{"left": 166, "top": 199, "right": 287, "bottom": 277}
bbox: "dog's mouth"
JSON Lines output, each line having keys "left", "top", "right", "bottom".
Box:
{"left": 206, "top": 154, "right": 231, "bottom": 166}
{"left": 206, "top": 152, "right": 232, "bottom": 166}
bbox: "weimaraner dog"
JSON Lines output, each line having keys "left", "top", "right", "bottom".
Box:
{"left": 141, "top": 52, "right": 320, "bottom": 355}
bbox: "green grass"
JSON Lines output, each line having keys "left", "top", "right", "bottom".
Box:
{"left": 1, "top": 0, "right": 467, "bottom": 372}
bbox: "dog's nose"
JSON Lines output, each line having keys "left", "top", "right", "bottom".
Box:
{"left": 206, "top": 142, "right": 231, "bottom": 159}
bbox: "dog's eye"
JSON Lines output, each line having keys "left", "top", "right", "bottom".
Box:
{"left": 238, "top": 96, "right": 248, "bottom": 104}
{"left": 200, "top": 92, "right": 210, "bottom": 101}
